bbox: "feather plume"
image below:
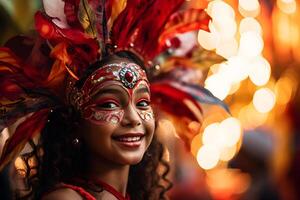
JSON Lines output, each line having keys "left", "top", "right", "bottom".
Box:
{"left": 78, "top": 0, "right": 108, "bottom": 54}
{"left": 107, "top": 0, "right": 127, "bottom": 31}
{"left": 159, "top": 9, "right": 211, "bottom": 46}
{"left": 78, "top": 0, "right": 97, "bottom": 37}
{"left": 0, "top": 109, "right": 49, "bottom": 171}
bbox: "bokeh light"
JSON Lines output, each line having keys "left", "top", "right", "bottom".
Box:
{"left": 216, "top": 38, "right": 238, "bottom": 59}
{"left": 277, "top": 0, "right": 297, "bottom": 14}
{"left": 205, "top": 74, "right": 231, "bottom": 100}
{"left": 253, "top": 88, "right": 276, "bottom": 113}
{"left": 219, "top": 117, "right": 242, "bottom": 147}
{"left": 14, "top": 157, "right": 26, "bottom": 177}
{"left": 239, "top": 17, "right": 262, "bottom": 35}
{"left": 219, "top": 145, "right": 237, "bottom": 161}
{"left": 197, "top": 145, "right": 220, "bottom": 170}
{"left": 198, "top": 29, "right": 219, "bottom": 50}
{"left": 238, "top": 31, "right": 264, "bottom": 57}
{"left": 207, "top": 0, "right": 235, "bottom": 20}
{"left": 238, "top": 0, "right": 260, "bottom": 17}
{"left": 248, "top": 56, "right": 271, "bottom": 86}
{"left": 275, "top": 76, "right": 295, "bottom": 105}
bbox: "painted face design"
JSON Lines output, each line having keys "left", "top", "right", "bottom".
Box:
{"left": 83, "top": 105, "right": 125, "bottom": 125}
{"left": 79, "top": 62, "right": 153, "bottom": 125}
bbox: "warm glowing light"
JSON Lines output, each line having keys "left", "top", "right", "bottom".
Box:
{"left": 219, "top": 117, "right": 242, "bottom": 147}
{"left": 202, "top": 123, "right": 220, "bottom": 145}
{"left": 248, "top": 56, "right": 271, "bottom": 86}
{"left": 239, "top": 17, "right": 262, "bottom": 35}
{"left": 253, "top": 88, "right": 276, "bottom": 113}
{"left": 212, "top": 17, "right": 237, "bottom": 40}
{"left": 206, "top": 169, "right": 251, "bottom": 197}
{"left": 205, "top": 74, "right": 231, "bottom": 100}
{"left": 239, "top": 0, "right": 260, "bottom": 11}
{"left": 207, "top": 0, "right": 235, "bottom": 19}
{"left": 197, "top": 145, "right": 220, "bottom": 170}
{"left": 238, "top": 0, "right": 260, "bottom": 17}
{"left": 198, "top": 30, "right": 219, "bottom": 50}
{"left": 277, "top": 0, "right": 297, "bottom": 14}
{"left": 239, "top": 31, "right": 264, "bottom": 57}
{"left": 275, "top": 13, "right": 291, "bottom": 46}
{"left": 275, "top": 77, "right": 294, "bottom": 105}
{"left": 14, "top": 157, "right": 26, "bottom": 177}
{"left": 202, "top": 118, "right": 241, "bottom": 150}
{"left": 219, "top": 145, "right": 237, "bottom": 161}
{"left": 226, "top": 56, "right": 250, "bottom": 83}
{"left": 209, "top": 63, "right": 242, "bottom": 95}
{"left": 216, "top": 38, "right": 238, "bottom": 59}
{"left": 238, "top": 104, "right": 268, "bottom": 129}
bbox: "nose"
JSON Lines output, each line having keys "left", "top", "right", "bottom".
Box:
{"left": 120, "top": 103, "right": 142, "bottom": 127}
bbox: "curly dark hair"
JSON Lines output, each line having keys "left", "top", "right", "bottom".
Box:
{"left": 16, "top": 51, "right": 172, "bottom": 200}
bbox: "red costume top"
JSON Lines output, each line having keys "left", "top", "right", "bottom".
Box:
{"left": 44, "top": 179, "right": 130, "bottom": 200}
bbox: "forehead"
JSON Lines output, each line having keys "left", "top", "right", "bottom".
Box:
{"left": 96, "top": 80, "right": 150, "bottom": 94}
{"left": 91, "top": 80, "right": 150, "bottom": 101}
{"left": 86, "top": 61, "right": 148, "bottom": 90}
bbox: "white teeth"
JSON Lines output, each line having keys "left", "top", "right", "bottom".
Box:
{"left": 115, "top": 136, "right": 141, "bottom": 142}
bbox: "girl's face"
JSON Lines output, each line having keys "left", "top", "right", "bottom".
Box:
{"left": 80, "top": 59, "right": 155, "bottom": 165}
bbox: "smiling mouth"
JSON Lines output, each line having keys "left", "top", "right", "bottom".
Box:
{"left": 112, "top": 134, "right": 145, "bottom": 148}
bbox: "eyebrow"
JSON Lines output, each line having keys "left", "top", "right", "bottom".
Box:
{"left": 98, "top": 88, "right": 122, "bottom": 94}
{"left": 92, "top": 88, "right": 123, "bottom": 99}
{"left": 135, "top": 86, "right": 150, "bottom": 94}
{"left": 93, "top": 86, "right": 150, "bottom": 99}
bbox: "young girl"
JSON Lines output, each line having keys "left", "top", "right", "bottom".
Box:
{"left": 38, "top": 52, "right": 171, "bottom": 199}
{"left": 0, "top": 0, "right": 227, "bottom": 199}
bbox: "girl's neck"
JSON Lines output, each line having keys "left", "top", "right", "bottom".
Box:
{"left": 85, "top": 155, "right": 130, "bottom": 196}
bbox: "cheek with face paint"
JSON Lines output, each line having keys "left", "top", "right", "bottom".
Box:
{"left": 83, "top": 106, "right": 124, "bottom": 125}
{"left": 137, "top": 109, "right": 154, "bottom": 121}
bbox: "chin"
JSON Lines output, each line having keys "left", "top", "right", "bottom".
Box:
{"left": 119, "top": 152, "right": 145, "bottom": 165}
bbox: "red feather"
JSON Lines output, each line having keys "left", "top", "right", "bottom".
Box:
{"left": 151, "top": 82, "right": 202, "bottom": 121}
{"left": 0, "top": 109, "right": 49, "bottom": 171}
{"left": 111, "top": 0, "right": 185, "bottom": 62}
{"left": 64, "top": 0, "right": 82, "bottom": 28}
{"left": 35, "top": 11, "right": 98, "bottom": 45}
{"left": 159, "top": 8, "right": 211, "bottom": 47}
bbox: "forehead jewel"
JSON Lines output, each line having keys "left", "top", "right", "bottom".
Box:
{"left": 90, "top": 62, "right": 148, "bottom": 89}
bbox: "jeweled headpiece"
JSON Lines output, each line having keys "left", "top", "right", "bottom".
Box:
{"left": 67, "top": 62, "right": 149, "bottom": 110}
{"left": 0, "top": 0, "right": 228, "bottom": 170}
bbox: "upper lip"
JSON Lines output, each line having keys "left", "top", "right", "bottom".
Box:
{"left": 112, "top": 133, "right": 145, "bottom": 138}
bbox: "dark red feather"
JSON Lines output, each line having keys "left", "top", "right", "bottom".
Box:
{"left": 111, "top": 0, "right": 185, "bottom": 62}
{"left": 0, "top": 109, "right": 49, "bottom": 171}
{"left": 151, "top": 82, "right": 202, "bottom": 121}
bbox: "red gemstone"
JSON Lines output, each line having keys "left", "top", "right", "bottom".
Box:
{"left": 125, "top": 71, "right": 133, "bottom": 82}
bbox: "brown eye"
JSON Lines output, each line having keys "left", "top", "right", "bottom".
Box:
{"left": 99, "top": 102, "right": 118, "bottom": 109}
{"left": 137, "top": 100, "right": 150, "bottom": 108}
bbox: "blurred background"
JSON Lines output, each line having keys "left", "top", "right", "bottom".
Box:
{"left": 1, "top": 0, "right": 300, "bottom": 199}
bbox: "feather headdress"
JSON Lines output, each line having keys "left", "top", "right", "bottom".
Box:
{"left": 0, "top": 0, "right": 228, "bottom": 170}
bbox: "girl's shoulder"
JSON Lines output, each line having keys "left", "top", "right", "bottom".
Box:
{"left": 41, "top": 183, "right": 95, "bottom": 200}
